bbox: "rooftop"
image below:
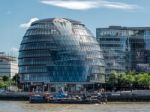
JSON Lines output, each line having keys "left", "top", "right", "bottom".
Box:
{"left": 0, "top": 52, "right": 17, "bottom": 62}
{"left": 97, "top": 26, "right": 150, "bottom": 30}
{"left": 31, "top": 18, "right": 83, "bottom": 26}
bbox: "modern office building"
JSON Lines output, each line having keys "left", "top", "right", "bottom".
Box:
{"left": 96, "top": 26, "right": 150, "bottom": 78}
{"left": 19, "top": 18, "right": 105, "bottom": 91}
{"left": 0, "top": 52, "right": 18, "bottom": 78}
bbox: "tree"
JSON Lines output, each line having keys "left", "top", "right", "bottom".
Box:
{"left": 108, "top": 71, "right": 120, "bottom": 89}
{"left": 12, "top": 73, "right": 20, "bottom": 85}
{"left": 0, "top": 81, "right": 5, "bottom": 88}
{"left": 0, "top": 79, "right": 9, "bottom": 89}
{"left": 2, "top": 76, "right": 9, "bottom": 82}
{"left": 107, "top": 71, "right": 150, "bottom": 90}
{"left": 136, "top": 73, "right": 150, "bottom": 88}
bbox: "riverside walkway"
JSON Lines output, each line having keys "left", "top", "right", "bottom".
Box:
{"left": 1, "top": 90, "right": 150, "bottom": 102}
{"left": 0, "top": 92, "right": 29, "bottom": 100}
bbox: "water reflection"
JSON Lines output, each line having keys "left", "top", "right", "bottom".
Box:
{"left": 0, "top": 101, "right": 150, "bottom": 112}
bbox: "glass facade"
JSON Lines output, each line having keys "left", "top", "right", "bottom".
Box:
{"left": 96, "top": 27, "right": 129, "bottom": 78}
{"left": 19, "top": 18, "right": 105, "bottom": 84}
{"left": 96, "top": 26, "right": 150, "bottom": 78}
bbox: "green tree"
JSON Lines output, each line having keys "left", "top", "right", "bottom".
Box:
{"left": 108, "top": 71, "right": 120, "bottom": 89}
{"left": 108, "top": 71, "right": 136, "bottom": 89}
{"left": 107, "top": 71, "right": 150, "bottom": 90}
{"left": 2, "top": 76, "right": 9, "bottom": 82}
{"left": 136, "top": 73, "right": 150, "bottom": 87}
{"left": 12, "top": 73, "right": 20, "bottom": 86}
{"left": 0, "top": 81, "right": 5, "bottom": 88}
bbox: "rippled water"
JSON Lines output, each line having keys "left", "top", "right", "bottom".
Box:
{"left": 0, "top": 101, "right": 150, "bottom": 112}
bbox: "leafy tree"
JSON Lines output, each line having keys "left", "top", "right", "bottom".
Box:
{"left": 0, "top": 81, "right": 5, "bottom": 88}
{"left": 136, "top": 73, "right": 150, "bottom": 87}
{"left": 2, "top": 76, "right": 9, "bottom": 82}
{"left": 126, "top": 74, "right": 135, "bottom": 85}
{"left": 12, "top": 73, "right": 20, "bottom": 86}
{"left": 108, "top": 71, "right": 119, "bottom": 86}
{"left": 107, "top": 71, "right": 150, "bottom": 90}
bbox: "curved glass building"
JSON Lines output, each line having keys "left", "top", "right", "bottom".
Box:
{"left": 19, "top": 18, "right": 105, "bottom": 90}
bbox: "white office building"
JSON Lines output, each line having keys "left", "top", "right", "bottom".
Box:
{"left": 0, "top": 52, "right": 18, "bottom": 78}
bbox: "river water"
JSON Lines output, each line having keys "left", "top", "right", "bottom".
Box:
{"left": 0, "top": 101, "right": 150, "bottom": 112}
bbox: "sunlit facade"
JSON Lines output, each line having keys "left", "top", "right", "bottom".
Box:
{"left": 96, "top": 26, "right": 150, "bottom": 79}
{"left": 19, "top": 18, "right": 105, "bottom": 90}
{"left": 0, "top": 52, "right": 18, "bottom": 78}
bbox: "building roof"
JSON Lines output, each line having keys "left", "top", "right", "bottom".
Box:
{"left": 31, "top": 18, "right": 83, "bottom": 26}
{"left": 97, "top": 26, "right": 150, "bottom": 30}
{"left": 0, "top": 53, "right": 16, "bottom": 62}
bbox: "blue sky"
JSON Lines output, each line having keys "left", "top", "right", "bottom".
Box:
{"left": 0, "top": 0, "right": 150, "bottom": 56}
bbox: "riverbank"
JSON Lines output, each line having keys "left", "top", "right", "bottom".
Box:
{"left": 1, "top": 90, "right": 150, "bottom": 102}
{"left": 0, "top": 92, "right": 29, "bottom": 100}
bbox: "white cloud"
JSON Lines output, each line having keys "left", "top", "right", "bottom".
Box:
{"left": 20, "top": 18, "right": 39, "bottom": 28}
{"left": 41, "top": 0, "right": 97, "bottom": 10}
{"left": 40, "top": 0, "right": 140, "bottom": 10}
{"left": 100, "top": 1, "right": 139, "bottom": 10}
